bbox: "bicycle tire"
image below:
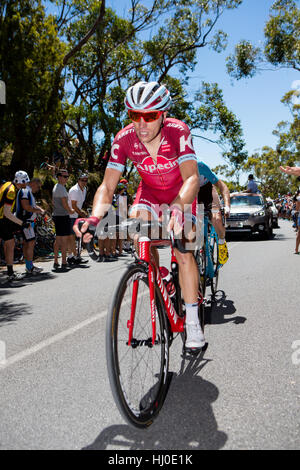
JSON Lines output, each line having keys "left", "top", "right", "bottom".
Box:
{"left": 210, "top": 234, "right": 219, "bottom": 296}
{"left": 106, "top": 263, "right": 170, "bottom": 428}
{"left": 195, "top": 243, "right": 206, "bottom": 298}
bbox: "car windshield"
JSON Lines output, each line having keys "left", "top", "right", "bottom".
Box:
{"left": 230, "top": 195, "right": 263, "bottom": 206}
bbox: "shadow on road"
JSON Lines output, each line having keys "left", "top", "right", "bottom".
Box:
{"left": 205, "top": 290, "right": 246, "bottom": 326}
{"left": 0, "top": 272, "right": 57, "bottom": 289}
{"left": 83, "top": 353, "right": 227, "bottom": 451}
{"left": 227, "top": 231, "right": 293, "bottom": 243}
{"left": 0, "top": 297, "right": 31, "bottom": 325}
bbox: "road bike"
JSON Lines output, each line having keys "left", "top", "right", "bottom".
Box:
{"left": 34, "top": 213, "right": 55, "bottom": 258}
{"left": 83, "top": 219, "right": 206, "bottom": 428}
{"left": 195, "top": 208, "right": 224, "bottom": 299}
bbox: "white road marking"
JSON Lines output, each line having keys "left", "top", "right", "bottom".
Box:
{"left": 0, "top": 309, "right": 108, "bottom": 370}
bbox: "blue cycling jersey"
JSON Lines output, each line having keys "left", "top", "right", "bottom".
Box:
{"left": 197, "top": 160, "right": 219, "bottom": 187}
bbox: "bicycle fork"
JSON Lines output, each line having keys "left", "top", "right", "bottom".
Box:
{"left": 127, "top": 239, "right": 185, "bottom": 347}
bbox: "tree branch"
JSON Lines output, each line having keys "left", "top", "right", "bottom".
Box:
{"left": 63, "top": 0, "right": 106, "bottom": 66}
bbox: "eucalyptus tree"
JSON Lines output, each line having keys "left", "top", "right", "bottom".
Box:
{"left": 226, "top": 0, "right": 300, "bottom": 79}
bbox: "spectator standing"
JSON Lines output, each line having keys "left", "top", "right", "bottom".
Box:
{"left": 0, "top": 171, "right": 31, "bottom": 281}
{"left": 16, "top": 177, "right": 45, "bottom": 275}
{"left": 67, "top": 172, "right": 88, "bottom": 265}
{"left": 295, "top": 192, "right": 300, "bottom": 254}
{"left": 52, "top": 169, "right": 75, "bottom": 271}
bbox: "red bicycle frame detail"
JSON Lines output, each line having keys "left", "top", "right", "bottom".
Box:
{"left": 128, "top": 237, "right": 185, "bottom": 347}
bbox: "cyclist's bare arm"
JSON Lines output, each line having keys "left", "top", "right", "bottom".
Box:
{"left": 171, "top": 160, "right": 200, "bottom": 209}
{"left": 215, "top": 179, "right": 230, "bottom": 215}
{"left": 74, "top": 168, "right": 121, "bottom": 240}
{"left": 168, "top": 160, "right": 200, "bottom": 232}
{"left": 21, "top": 198, "right": 44, "bottom": 215}
{"left": 92, "top": 168, "right": 121, "bottom": 219}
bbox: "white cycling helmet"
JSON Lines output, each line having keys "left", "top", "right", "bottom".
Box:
{"left": 124, "top": 81, "right": 172, "bottom": 111}
{"left": 14, "top": 171, "right": 30, "bottom": 184}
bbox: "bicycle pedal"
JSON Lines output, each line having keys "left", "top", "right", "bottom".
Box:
{"left": 183, "top": 342, "right": 208, "bottom": 356}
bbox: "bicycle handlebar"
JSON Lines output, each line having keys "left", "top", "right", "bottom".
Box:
{"left": 77, "top": 218, "right": 188, "bottom": 262}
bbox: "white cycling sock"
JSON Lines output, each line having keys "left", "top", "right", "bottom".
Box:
{"left": 219, "top": 238, "right": 225, "bottom": 244}
{"left": 185, "top": 302, "right": 199, "bottom": 324}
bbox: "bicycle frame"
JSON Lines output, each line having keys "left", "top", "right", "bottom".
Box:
{"left": 128, "top": 236, "right": 185, "bottom": 347}
{"left": 203, "top": 212, "right": 219, "bottom": 280}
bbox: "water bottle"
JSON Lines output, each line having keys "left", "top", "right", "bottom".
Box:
{"left": 159, "top": 266, "right": 176, "bottom": 298}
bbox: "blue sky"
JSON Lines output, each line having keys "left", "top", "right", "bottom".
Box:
{"left": 46, "top": 0, "right": 298, "bottom": 184}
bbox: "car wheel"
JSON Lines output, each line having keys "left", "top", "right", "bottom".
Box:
{"left": 263, "top": 219, "right": 273, "bottom": 239}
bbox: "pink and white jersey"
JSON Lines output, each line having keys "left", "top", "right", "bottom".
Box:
{"left": 107, "top": 118, "right": 197, "bottom": 194}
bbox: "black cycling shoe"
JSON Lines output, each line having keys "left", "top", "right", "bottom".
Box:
{"left": 67, "top": 256, "right": 76, "bottom": 265}
{"left": 60, "top": 264, "right": 69, "bottom": 272}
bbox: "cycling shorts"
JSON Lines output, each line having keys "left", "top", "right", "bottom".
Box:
{"left": 130, "top": 181, "right": 197, "bottom": 223}
{"left": 0, "top": 219, "right": 20, "bottom": 242}
{"left": 198, "top": 182, "right": 221, "bottom": 212}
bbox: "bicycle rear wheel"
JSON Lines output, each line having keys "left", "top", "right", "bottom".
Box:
{"left": 195, "top": 244, "right": 207, "bottom": 298}
{"left": 106, "top": 263, "right": 170, "bottom": 428}
{"left": 210, "top": 234, "right": 219, "bottom": 296}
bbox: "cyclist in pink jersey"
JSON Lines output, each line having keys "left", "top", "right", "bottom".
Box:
{"left": 75, "top": 81, "right": 204, "bottom": 349}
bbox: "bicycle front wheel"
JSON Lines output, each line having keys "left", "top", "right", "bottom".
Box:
{"left": 106, "top": 263, "right": 170, "bottom": 428}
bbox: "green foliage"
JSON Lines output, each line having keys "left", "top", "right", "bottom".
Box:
{"left": 0, "top": 1, "right": 66, "bottom": 174}
{"left": 264, "top": 0, "right": 300, "bottom": 71}
{"left": 226, "top": 0, "right": 300, "bottom": 78}
{"left": 226, "top": 40, "right": 261, "bottom": 80}
{"left": 192, "top": 82, "right": 247, "bottom": 170}
{"left": 242, "top": 146, "right": 298, "bottom": 198}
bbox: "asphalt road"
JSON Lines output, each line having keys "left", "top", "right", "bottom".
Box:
{"left": 0, "top": 219, "right": 299, "bottom": 450}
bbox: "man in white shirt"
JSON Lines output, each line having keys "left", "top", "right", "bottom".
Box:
{"left": 67, "top": 173, "right": 88, "bottom": 264}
